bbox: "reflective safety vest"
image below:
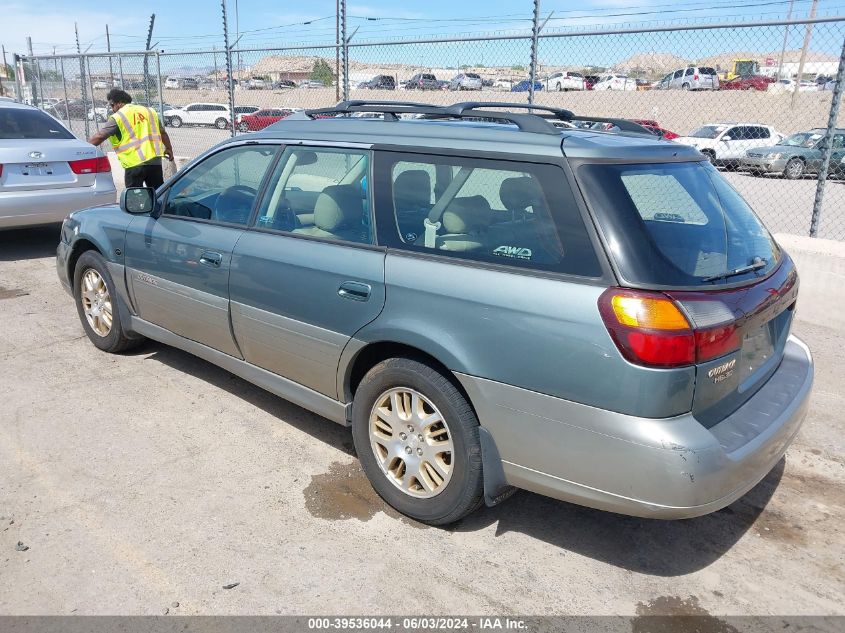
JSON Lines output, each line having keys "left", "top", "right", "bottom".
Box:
{"left": 108, "top": 103, "right": 165, "bottom": 169}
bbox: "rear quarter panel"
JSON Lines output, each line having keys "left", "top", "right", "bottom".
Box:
{"left": 356, "top": 253, "right": 695, "bottom": 419}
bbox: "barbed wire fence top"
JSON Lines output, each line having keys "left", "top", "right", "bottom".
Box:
{"left": 10, "top": 14, "right": 845, "bottom": 240}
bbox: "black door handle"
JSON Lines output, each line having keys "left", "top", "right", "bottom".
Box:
{"left": 338, "top": 281, "right": 371, "bottom": 301}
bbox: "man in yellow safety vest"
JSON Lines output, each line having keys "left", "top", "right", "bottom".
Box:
{"left": 88, "top": 88, "right": 174, "bottom": 189}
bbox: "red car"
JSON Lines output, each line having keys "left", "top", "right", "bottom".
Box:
{"left": 630, "top": 119, "right": 679, "bottom": 140}
{"left": 721, "top": 75, "right": 774, "bottom": 91}
{"left": 237, "top": 108, "right": 300, "bottom": 132}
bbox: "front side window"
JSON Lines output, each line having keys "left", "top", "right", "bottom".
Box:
{"left": 255, "top": 147, "right": 372, "bottom": 245}
{"left": 161, "top": 144, "right": 278, "bottom": 224}
{"left": 375, "top": 153, "right": 602, "bottom": 277}
{"left": 673, "top": 70, "right": 683, "bottom": 79}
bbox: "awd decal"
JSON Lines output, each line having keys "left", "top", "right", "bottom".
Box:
{"left": 493, "top": 245, "right": 532, "bottom": 260}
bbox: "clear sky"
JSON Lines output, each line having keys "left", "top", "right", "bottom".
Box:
{"left": 1, "top": 0, "right": 843, "bottom": 57}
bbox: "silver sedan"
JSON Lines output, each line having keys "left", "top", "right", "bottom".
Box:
{"left": 0, "top": 100, "right": 115, "bottom": 230}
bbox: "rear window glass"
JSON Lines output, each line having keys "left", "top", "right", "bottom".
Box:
{"left": 699, "top": 67, "right": 717, "bottom": 75}
{"left": 0, "top": 108, "right": 74, "bottom": 140}
{"left": 578, "top": 161, "right": 780, "bottom": 286}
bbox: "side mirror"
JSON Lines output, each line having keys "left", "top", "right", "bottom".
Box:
{"left": 722, "top": 135, "right": 732, "bottom": 141}
{"left": 120, "top": 187, "right": 156, "bottom": 215}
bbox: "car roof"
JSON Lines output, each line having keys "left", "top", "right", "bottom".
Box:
{"left": 247, "top": 115, "right": 701, "bottom": 161}
{"left": 0, "top": 100, "right": 38, "bottom": 111}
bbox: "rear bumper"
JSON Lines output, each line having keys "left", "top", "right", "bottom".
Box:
{"left": 0, "top": 183, "right": 116, "bottom": 230}
{"left": 456, "top": 335, "right": 813, "bottom": 519}
{"left": 741, "top": 156, "right": 788, "bottom": 173}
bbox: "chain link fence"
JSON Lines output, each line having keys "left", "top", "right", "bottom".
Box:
{"left": 13, "top": 16, "right": 845, "bottom": 240}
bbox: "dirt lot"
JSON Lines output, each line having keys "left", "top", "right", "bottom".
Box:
{"left": 0, "top": 226, "right": 843, "bottom": 617}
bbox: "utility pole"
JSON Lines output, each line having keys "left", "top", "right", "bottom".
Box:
{"left": 144, "top": 14, "right": 156, "bottom": 104}
{"left": 776, "top": 0, "right": 795, "bottom": 80}
{"left": 341, "top": 0, "right": 348, "bottom": 100}
{"left": 27, "top": 37, "right": 38, "bottom": 107}
{"left": 0, "top": 45, "right": 6, "bottom": 98}
{"left": 336, "top": 0, "right": 340, "bottom": 101}
{"left": 528, "top": 0, "right": 542, "bottom": 104}
{"left": 792, "top": 0, "right": 818, "bottom": 109}
{"left": 76, "top": 22, "right": 90, "bottom": 137}
{"left": 221, "top": 0, "right": 236, "bottom": 137}
{"left": 106, "top": 24, "right": 114, "bottom": 86}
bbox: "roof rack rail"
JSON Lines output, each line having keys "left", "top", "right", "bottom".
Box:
{"left": 304, "top": 100, "right": 655, "bottom": 136}
{"left": 444, "top": 101, "right": 574, "bottom": 120}
{"left": 443, "top": 102, "right": 653, "bottom": 135}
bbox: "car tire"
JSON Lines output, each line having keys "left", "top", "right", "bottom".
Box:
{"left": 351, "top": 357, "right": 485, "bottom": 526}
{"left": 784, "top": 157, "right": 805, "bottom": 180}
{"left": 74, "top": 251, "right": 144, "bottom": 354}
{"left": 237, "top": 122, "right": 249, "bottom": 132}
{"left": 702, "top": 149, "right": 717, "bottom": 165}
{"left": 169, "top": 116, "right": 182, "bottom": 128}
{"left": 682, "top": 83, "right": 691, "bottom": 90}
{"left": 557, "top": 83, "right": 563, "bottom": 92}
{"left": 215, "top": 117, "right": 228, "bottom": 129}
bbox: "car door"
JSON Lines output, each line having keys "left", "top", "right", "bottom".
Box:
{"left": 124, "top": 142, "right": 280, "bottom": 357}
{"left": 807, "top": 133, "right": 845, "bottom": 171}
{"left": 228, "top": 144, "right": 386, "bottom": 398}
{"left": 717, "top": 126, "right": 745, "bottom": 160}
{"left": 182, "top": 104, "right": 201, "bottom": 125}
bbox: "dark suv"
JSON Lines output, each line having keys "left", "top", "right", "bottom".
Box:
{"left": 57, "top": 101, "right": 812, "bottom": 526}
{"left": 363, "top": 75, "right": 396, "bottom": 90}
{"left": 405, "top": 73, "right": 439, "bottom": 90}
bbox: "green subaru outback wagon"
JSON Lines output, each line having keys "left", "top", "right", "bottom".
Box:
{"left": 57, "top": 101, "right": 813, "bottom": 525}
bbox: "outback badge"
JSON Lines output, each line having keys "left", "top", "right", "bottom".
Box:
{"left": 708, "top": 358, "right": 736, "bottom": 383}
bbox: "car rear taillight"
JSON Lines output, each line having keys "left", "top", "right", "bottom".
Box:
{"left": 694, "top": 74, "right": 699, "bottom": 81}
{"left": 69, "top": 156, "right": 111, "bottom": 174}
{"left": 598, "top": 288, "right": 741, "bottom": 368}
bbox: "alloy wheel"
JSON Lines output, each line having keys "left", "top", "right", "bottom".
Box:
{"left": 368, "top": 387, "right": 454, "bottom": 499}
{"left": 80, "top": 268, "right": 113, "bottom": 337}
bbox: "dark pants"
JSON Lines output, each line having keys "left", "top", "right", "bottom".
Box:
{"left": 124, "top": 162, "right": 164, "bottom": 189}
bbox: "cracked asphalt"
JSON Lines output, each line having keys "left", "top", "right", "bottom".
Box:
{"left": 0, "top": 225, "right": 843, "bottom": 617}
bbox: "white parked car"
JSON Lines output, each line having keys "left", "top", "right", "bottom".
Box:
{"left": 247, "top": 77, "right": 267, "bottom": 90}
{"left": 164, "top": 77, "right": 181, "bottom": 89}
{"left": 592, "top": 74, "right": 637, "bottom": 91}
{"left": 492, "top": 78, "right": 513, "bottom": 91}
{"left": 92, "top": 80, "right": 111, "bottom": 90}
{"left": 547, "top": 71, "right": 586, "bottom": 91}
{"left": 87, "top": 105, "right": 109, "bottom": 122}
{"left": 163, "top": 102, "right": 230, "bottom": 129}
{"left": 770, "top": 79, "right": 819, "bottom": 93}
{"left": 675, "top": 123, "right": 783, "bottom": 167}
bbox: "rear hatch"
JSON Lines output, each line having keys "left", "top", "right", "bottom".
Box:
{"left": 578, "top": 160, "right": 797, "bottom": 427}
{"left": 0, "top": 108, "right": 109, "bottom": 192}
{"left": 698, "top": 67, "right": 718, "bottom": 88}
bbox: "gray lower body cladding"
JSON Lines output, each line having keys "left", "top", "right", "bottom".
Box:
{"left": 455, "top": 335, "right": 813, "bottom": 519}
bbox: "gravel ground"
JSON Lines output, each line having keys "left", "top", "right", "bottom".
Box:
{"left": 0, "top": 226, "right": 843, "bottom": 617}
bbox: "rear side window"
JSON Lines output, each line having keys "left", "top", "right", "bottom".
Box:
{"left": 0, "top": 108, "right": 73, "bottom": 139}
{"left": 684, "top": 68, "right": 694, "bottom": 76}
{"left": 577, "top": 161, "right": 780, "bottom": 286}
{"left": 673, "top": 70, "right": 683, "bottom": 79}
{"left": 374, "top": 153, "right": 602, "bottom": 277}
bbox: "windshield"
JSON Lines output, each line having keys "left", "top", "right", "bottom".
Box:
{"left": 779, "top": 132, "right": 822, "bottom": 148}
{"left": 0, "top": 108, "right": 74, "bottom": 140}
{"left": 577, "top": 161, "right": 779, "bottom": 287}
{"left": 690, "top": 125, "right": 725, "bottom": 139}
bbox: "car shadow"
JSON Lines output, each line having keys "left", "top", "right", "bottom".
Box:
{"left": 450, "top": 459, "right": 783, "bottom": 576}
{"left": 139, "top": 339, "right": 782, "bottom": 577}
{"left": 0, "top": 224, "right": 62, "bottom": 261}
{"left": 138, "top": 341, "right": 356, "bottom": 457}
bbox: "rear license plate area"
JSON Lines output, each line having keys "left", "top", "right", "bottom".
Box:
{"left": 22, "top": 163, "right": 53, "bottom": 176}
{"left": 739, "top": 324, "right": 775, "bottom": 383}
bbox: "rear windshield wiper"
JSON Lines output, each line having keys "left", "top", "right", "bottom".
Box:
{"left": 702, "top": 258, "right": 767, "bottom": 283}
